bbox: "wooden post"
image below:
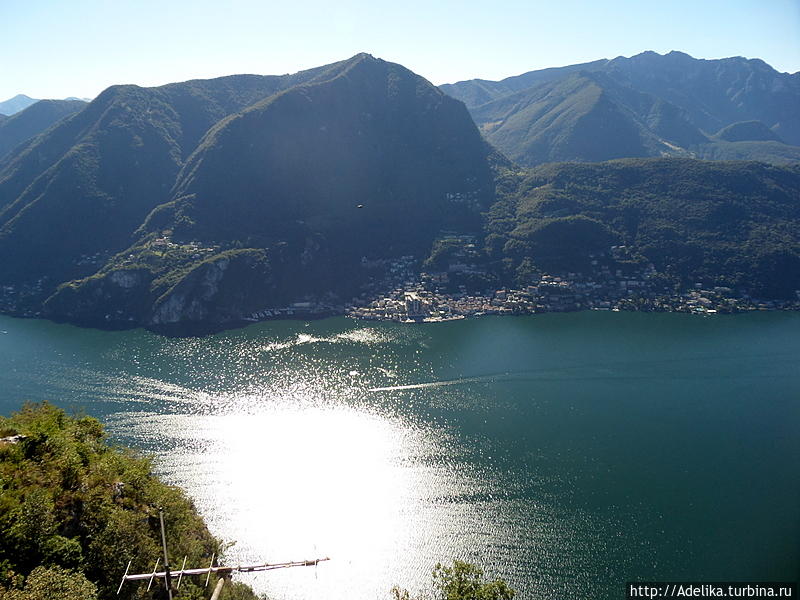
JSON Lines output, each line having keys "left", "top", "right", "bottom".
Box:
{"left": 210, "top": 577, "right": 225, "bottom": 600}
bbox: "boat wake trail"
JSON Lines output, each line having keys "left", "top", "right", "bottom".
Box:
{"left": 368, "top": 375, "right": 497, "bottom": 392}
{"left": 367, "top": 350, "right": 798, "bottom": 392}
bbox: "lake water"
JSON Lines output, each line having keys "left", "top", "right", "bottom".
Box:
{"left": 0, "top": 312, "right": 798, "bottom": 599}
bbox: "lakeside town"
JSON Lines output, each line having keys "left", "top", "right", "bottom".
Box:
{"left": 340, "top": 254, "right": 800, "bottom": 323}
{"left": 243, "top": 246, "right": 800, "bottom": 324}
{"left": 2, "top": 245, "right": 799, "bottom": 325}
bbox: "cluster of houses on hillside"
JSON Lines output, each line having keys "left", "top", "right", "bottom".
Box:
{"left": 2, "top": 241, "right": 799, "bottom": 325}
{"left": 343, "top": 255, "right": 800, "bottom": 322}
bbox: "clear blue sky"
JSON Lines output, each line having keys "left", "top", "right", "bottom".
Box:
{"left": 1, "top": 0, "right": 799, "bottom": 101}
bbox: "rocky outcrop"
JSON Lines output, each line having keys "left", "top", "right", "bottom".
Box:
{"left": 149, "top": 258, "right": 230, "bottom": 325}
{"left": 148, "top": 249, "right": 274, "bottom": 329}
{"left": 43, "top": 249, "right": 275, "bottom": 332}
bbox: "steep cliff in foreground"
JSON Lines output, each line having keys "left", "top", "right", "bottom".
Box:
{"left": 0, "top": 402, "right": 259, "bottom": 600}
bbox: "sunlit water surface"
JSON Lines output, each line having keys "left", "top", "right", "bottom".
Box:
{"left": 0, "top": 313, "right": 798, "bottom": 599}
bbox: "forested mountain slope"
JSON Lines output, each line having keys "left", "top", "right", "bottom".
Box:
{"left": 0, "top": 54, "right": 497, "bottom": 331}
{"left": 442, "top": 51, "right": 800, "bottom": 166}
{"left": 0, "top": 99, "right": 87, "bottom": 159}
{"left": 1, "top": 54, "right": 799, "bottom": 333}
{"left": 488, "top": 159, "right": 800, "bottom": 297}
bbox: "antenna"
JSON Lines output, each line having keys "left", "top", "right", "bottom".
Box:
{"left": 117, "top": 510, "right": 329, "bottom": 596}
{"left": 146, "top": 558, "right": 159, "bottom": 591}
{"left": 116, "top": 560, "right": 131, "bottom": 595}
{"left": 176, "top": 556, "right": 187, "bottom": 590}
{"left": 204, "top": 553, "right": 215, "bottom": 588}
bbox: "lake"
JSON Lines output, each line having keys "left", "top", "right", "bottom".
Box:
{"left": 0, "top": 312, "right": 798, "bottom": 599}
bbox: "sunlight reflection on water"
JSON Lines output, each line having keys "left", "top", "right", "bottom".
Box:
{"left": 98, "top": 324, "right": 516, "bottom": 600}
{"left": 107, "top": 397, "right": 495, "bottom": 600}
{"left": 4, "top": 313, "right": 797, "bottom": 599}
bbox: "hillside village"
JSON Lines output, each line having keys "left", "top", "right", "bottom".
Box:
{"left": 3, "top": 238, "right": 799, "bottom": 326}
{"left": 344, "top": 259, "right": 800, "bottom": 323}
{"left": 248, "top": 236, "right": 800, "bottom": 324}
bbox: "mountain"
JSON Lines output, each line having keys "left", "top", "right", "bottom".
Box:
{"left": 442, "top": 51, "right": 800, "bottom": 166}
{"left": 0, "top": 62, "right": 354, "bottom": 288}
{"left": 603, "top": 51, "right": 800, "bottom": 144}
{"left": 0, "top": 99, "right": 87, "bottom": 159}
{"left": 0, "top": 94, "right": 38, "bottom": 115}
{"left": 693, "top": 140, "right": 800, "bottom": 163}
{"left": 468, "top": 71, "right": 707, "bottom": 165}
{"left": 1, "top": 54, "right": 798, "bottom": 334}
{"left": 0, "top": 54, "right": 496, "bottom": 331}
{"left": 161, "top": 54, "right": 492, "bottom": 253}
{"left": 690, "top": 120, "right": 800, "bottom": 163}
{"left": 439, "top": 59, "right": 609, "bottom": 108}
{"left": 488, "top": 158, "right": 800, "bottom": 297}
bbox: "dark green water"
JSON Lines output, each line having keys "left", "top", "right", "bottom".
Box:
{"left": 0, "top": 312, "right": 798, "bottom": 599}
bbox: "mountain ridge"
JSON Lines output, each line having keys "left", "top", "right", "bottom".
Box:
{"left": 0, "top": 99, "right": 88, "bottom": 160}
{"left": 0, "top": 94, "right": 37, "bottom": 116}
{"left": 0, "top": 53, "right": 499, "bottom": 331}
{"left": 0, "top": 53, "right": 797, "bottom": 333}
{"left": 0, "top": 59, "right": 380, "bottom": 288}
{"left": 441, "top": 51, "right": 800, "bottom": 166}
{"left": 0, "top": 93, "right": 92, "bottom": 115}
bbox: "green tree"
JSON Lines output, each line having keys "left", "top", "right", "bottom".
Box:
{"left": 0, "top": 402, "right": 262, "bottom": 600}
{"left": 391, "top": 561, "right": 515, "bottom": 600}
{"left": 0, "top": 566, "right": 97, "bottom": 600}
{"left": 432, "top": 561, "right": 515, "bottom": 600}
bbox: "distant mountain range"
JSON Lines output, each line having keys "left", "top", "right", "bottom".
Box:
{"left": 0, "top": 52, "right": 798, "bottom": 333}
{"left": 0, "top": 94, "right": 38, "bottom": 116}
{"left": 440, "top": 51, "right": 800, "bottom": 166}
{"left": 0, "top": 99, "right": 88, "bottom": 159}
{"left": 0, "top": 94, "right": 91, "bottom": 116}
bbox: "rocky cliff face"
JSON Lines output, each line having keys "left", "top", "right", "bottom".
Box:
{"left": 45, "top": 249, "right": 275, "bottom": 332}
{"left": 149, "top": 261, "right": 228, "bottom": 325}
{"left": 147, "top": 250, "right": 275, "bottom": 331}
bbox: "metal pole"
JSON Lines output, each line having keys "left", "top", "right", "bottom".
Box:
{"left": 158, "top": 509, "right": 173, "bottom": 600}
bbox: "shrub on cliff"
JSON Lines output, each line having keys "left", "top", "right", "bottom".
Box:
{"left": 0, "top": 402, "right": 261, "bottom": 600}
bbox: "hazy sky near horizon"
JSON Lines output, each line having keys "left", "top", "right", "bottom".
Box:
{"left": 2, "top": 0, "right": 799, "bottom": 101}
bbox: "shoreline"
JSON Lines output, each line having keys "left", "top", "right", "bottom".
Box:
{"left": 1, "top": 298, "right": 798, "bottom": 338}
